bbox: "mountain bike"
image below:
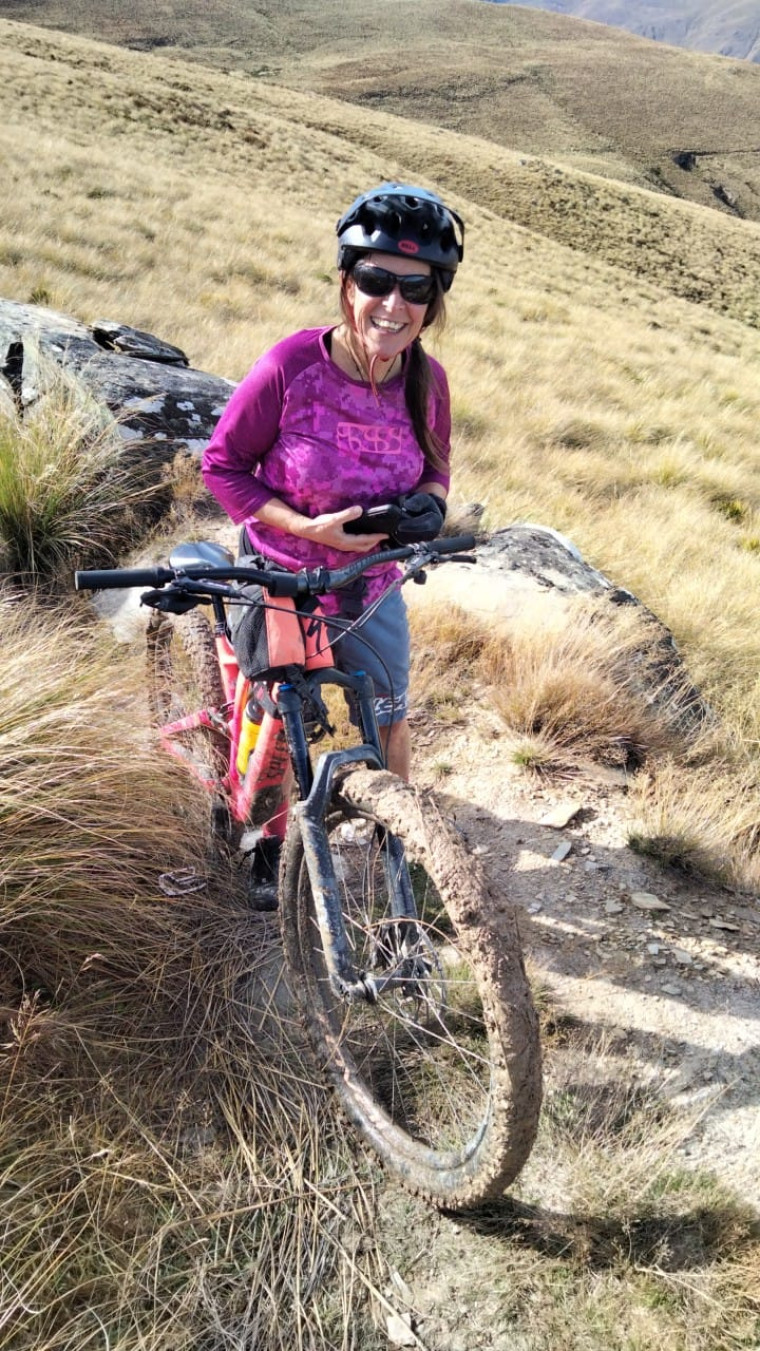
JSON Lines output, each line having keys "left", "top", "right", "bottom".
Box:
{"left": 75, "top": 537, "right": 541, "bottom": 1210}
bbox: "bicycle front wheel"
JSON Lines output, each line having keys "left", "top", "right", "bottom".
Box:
{"left": 281, "top": 767, "right": 541, "bottom": 1210}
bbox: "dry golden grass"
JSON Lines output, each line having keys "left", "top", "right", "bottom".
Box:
{"left": 0, "top": 15, "right": 759, "bottom": 1345}
{"left": 0, "top": 599, "right": 385, "bottom": 1347}
{"left": 0, "top": 358, "right": 156, "bottom": 584}
{"left": 2, "top": 17, "right": 760, "bottom": 336}
{"left": 5, "top": 0, "right": 760, "bottom": 226}
{"left": 374, "top": 1026, "right": 760, "bottom": 1351}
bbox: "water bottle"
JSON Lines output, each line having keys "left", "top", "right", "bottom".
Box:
{"left": 236, "top": 696, "right": 264, "bottom": 776}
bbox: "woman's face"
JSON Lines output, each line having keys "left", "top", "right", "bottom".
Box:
{"left": 344, "top": 251, "right": 432, "bottom": 364}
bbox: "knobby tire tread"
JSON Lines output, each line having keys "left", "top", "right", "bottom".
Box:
{"left": 281, "top": 766, "right": 542, "bottom": 1210}
{"left": 146, "top": 613, "right": 232, "bottom": 810}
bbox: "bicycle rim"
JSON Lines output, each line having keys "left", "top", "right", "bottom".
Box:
{"left": 281, "top": 767, "right": 542, "bottom": 1209}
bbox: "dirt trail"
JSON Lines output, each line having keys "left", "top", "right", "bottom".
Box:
{"left": 413, "top": 713, "right": 760, "bottom": 1213}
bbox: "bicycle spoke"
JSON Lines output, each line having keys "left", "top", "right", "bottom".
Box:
{"left": 311, "top": 821, "right": 493, "bottom": 1153}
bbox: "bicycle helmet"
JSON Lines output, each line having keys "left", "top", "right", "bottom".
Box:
{"left": 336, "top": 183, "right": 464, "bottom": 291}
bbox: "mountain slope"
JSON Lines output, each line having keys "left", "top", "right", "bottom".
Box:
{"left": 3, "top": 0, "right": 760, "bottom": 225}
{"left": 485, "top": 1, "right": 760, "bottom": 62}
{"left": 2, "top": 16, "right": 759, "bottom": 336}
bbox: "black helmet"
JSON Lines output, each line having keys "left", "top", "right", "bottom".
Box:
{"left": 336, "top": 183, "right": 464, "bottom": 291}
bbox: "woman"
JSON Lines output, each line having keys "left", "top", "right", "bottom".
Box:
{"left": 202, "top": 182, "right": 464, "bottom": 903}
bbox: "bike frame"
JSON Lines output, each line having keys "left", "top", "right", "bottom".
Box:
{"left": 155, "top": 588, "right": 392, "bottom": 818}
{"left": 157, "top": 585, "right": 421, "bottom": 1000}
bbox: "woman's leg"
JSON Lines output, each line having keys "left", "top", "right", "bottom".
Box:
{"left": 381, "top": 716, "right": 411, "bottom": 782}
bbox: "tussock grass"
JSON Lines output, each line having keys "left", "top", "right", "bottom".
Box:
{"left": 629, "top": 754, "right": 760, "bottom": 890}
{"left": 411, "top": 600, "right": 760, "bottom": 883}
{"left": 482, "top": 602, "right": 699, "bottom": 773}
{"left": 0, "top": 360, "right": 154, "bottom": 585}
{"left": 409, "top": 606, "right": 490, "bottom": 722}
{"left": 412, "top": 600, "right": 696, "bottom": 771}
{"left": 0, "top": 601, "right": 382, "bottom": 1346}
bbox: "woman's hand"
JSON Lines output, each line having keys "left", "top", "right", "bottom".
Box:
{"left": 299, "top": 505, "right": 388, "bottom": 553}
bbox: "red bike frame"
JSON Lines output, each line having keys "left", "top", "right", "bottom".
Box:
{"left": 158, "top": 607, "right": 332, "bottom": 824}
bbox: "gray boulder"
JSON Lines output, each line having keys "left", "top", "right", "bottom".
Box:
{"left": 0, "top": 298, "right": 234, "bottom": 464}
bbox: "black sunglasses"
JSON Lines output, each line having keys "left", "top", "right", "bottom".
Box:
{"left": 351, "top": 261, "right": 437, "bottom": 306}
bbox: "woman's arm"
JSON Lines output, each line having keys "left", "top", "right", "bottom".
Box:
{"left": 251, "top": 496, "right": 388, "bottom": 553}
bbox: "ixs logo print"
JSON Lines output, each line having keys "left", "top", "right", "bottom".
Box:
{"left": 337, "top": 423, "right": 405, "bottom": 457}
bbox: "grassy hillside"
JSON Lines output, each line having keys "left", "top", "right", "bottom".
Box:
{"left": 3, "top": 0, "right": 760, "bottom": 224}
{"left": 2, "top": 16, "right": 760, "bottom": 778}
{"left": 1, "top": 17, "right": 760, "bottom": 1347}
{"left": 3, "top": 16, "right": 760, "bottom": 344}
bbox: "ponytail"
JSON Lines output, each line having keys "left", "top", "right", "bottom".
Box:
{"left": 405, "top": 271, "right": 448, "bottom": 475}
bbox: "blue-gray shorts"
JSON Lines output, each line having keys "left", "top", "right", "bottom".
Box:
{"left": 326, "top": 588, "right": 409, "bottom": 727}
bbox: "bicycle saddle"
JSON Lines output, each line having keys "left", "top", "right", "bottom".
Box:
{"left": 168, "top": 540, "right": 235, "bottom": 571}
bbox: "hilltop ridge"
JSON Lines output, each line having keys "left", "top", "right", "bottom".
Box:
{"left": 2, "top": 17, "right": 760, "bottom": 333}
{"left": 3, "top": 0, "right": 760, "bottom": 225}
{"left": 484, "top": 0, "right": 760, "bottom": 63}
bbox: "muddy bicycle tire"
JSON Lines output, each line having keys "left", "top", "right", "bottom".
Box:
{"left": 146, "top": 610, "right": 237, "bottom": 844}
{"left": 281, "top": 766, "right": 542, "bottom": 1210}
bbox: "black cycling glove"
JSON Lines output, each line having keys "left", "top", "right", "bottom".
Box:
{"left": 390, "top": 492, "right": 447, "bottom": 544}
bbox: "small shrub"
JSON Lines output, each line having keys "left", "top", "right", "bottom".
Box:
{"left": 714, "top": 495, "right": 748, "bottom": 524}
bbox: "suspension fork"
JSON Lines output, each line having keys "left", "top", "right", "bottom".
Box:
{"left": 290, "top": 670, "right": 418, "bottom": 1000}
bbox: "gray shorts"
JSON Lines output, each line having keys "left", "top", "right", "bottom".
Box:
{"left": 326, "top": 588, "right": 409, "bottom": 727}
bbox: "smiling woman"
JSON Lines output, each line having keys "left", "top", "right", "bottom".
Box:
{"left": 201, "top": 182, "right": 465, "bottom": 902}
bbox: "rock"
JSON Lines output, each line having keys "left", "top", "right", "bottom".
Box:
{"left": 605, "top": 900, "right": 624, "bottom": 915}
{"left": 390, "top": 1270, "right": 414, "bottom": 1305}
{"left": 0, "top": 297, "right": 234, "bottom": 467}
{"left": 551, "top": 840, "right": 573, "bottom": 863}
{"left": 387, "top": 1312, "right": 417, "bottom": 1347}
{"left": 709, "top": 918, "right": 741, "bottom": 932}
{"left": 538, "top": 802, "right": 582, "bottom": 829}
{"left": 713, "top": 183, "right": 740, "bottom": 212}
{"left": 661, "top": 983, "right": 682, "bottom": 996}
{"left": 673, "top": 949, "right": 694, "bottom": 965}
{"left": 630, "top": 891, "right": 671, "bottom": 912}
{"left": 91, "top": 320, "right": 189, "bottom": 365}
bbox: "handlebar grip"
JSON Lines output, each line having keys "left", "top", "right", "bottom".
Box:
{"left": 430, "top": 534, "right": 477, "bottom": 554}
{"left": 74, "top": 566, "right": 175, "bottom": 590}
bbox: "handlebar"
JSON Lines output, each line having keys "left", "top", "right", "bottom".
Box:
{"left": 74, "top": 535, "right": 477, "bottom": 598}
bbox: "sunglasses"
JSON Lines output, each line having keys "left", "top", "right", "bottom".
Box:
{"left": 351, "top": 261, "right": 437, "bottom": 306}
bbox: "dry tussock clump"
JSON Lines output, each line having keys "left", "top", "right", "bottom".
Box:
{"left": 0, "top": 601, "right": 381, "bottom": 1347}
{"left": 413, "top": 600, "right": 694, "bottom": 773}
{"left": 409, "top": 605, "right": 490, "bottom": 721}
{"left": 0, "top": 360, "right": 155, "bottom": 585}
{"left": 628, "top": 753, "right": 760, "bottom": 889}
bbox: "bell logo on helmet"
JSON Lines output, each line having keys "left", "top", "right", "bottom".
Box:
{"left": 398, "top": 239, "right": 420, "bottom": 255}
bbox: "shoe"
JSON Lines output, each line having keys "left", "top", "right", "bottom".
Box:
{"left": 248, "top": 836, "right": 282, "bottom": 912}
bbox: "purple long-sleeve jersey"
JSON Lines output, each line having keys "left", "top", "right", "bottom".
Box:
{"left": 201, "top": 327, "right": 451, "bottom": 611}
